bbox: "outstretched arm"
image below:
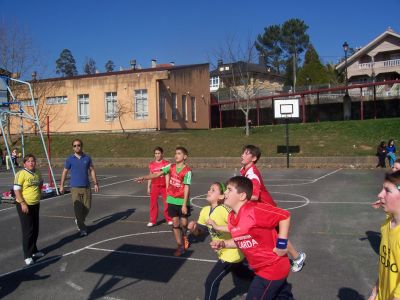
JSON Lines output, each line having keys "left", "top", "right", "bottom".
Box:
{"left": 135, "top": 171, "right": 164, "bottom": 183}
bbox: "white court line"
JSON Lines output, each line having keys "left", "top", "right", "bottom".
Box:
{"left": 95, "top": 194, "right": 148, "bottom": 198}
{"left": 0, "top": 230, "right": 209, "bottom": 279}
{"left": 267, "top": 168, "right": 343, "bottom": 186}
{"left": 87, "top": 247, "right": 217, "bottom": 263}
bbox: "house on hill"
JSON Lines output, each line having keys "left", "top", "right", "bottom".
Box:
{"left": 209, "top": 59, "right": 285, "bottom": 102}
{"left": 336, "top": 27, "right": 400, "bottom": 84}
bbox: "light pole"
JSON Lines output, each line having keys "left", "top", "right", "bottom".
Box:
{"left": 342, "top": 42, "right": 349, "bottom": 88}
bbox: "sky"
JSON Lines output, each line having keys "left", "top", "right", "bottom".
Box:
{"left": 1, "top": 0, "right": 399, "bottom": 79}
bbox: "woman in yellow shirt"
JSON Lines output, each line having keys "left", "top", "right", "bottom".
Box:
{"left": 14, "top": 154, "right": 43, "bottom": 266}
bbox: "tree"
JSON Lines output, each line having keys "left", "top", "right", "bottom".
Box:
{"left": 105, "top": 60, "right": 115, "bottom": 72}
{"left": 55, "top": 49, "right": 78, "bottom": 77}
{"left": 211, "top": 35, "right": 264, "bottom": 136}
{"left": 83, "top": 57, "right": 96, "bottom": 75}
{"left": 280, "top": 19, "right": 310, "bottom": 91}
{"left": 297, "top": 44, "right": 329, "bottom": 86}
{"left": 255, "top": 25, "right": 285, "bottom": 74}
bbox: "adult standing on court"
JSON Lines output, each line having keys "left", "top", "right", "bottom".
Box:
{"left": 14, "top": 154, "right": 44, "bottom": 266}
{"left": 60, "top": 139, "right": 99, "bottom": 237}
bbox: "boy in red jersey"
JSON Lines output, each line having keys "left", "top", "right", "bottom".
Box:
{"left": 136, "top": 147, "right": 192, "bottom": 257}
{"left": 211, "top": 176, "right": 294, "bottom": 299}
{"left": 240, "top": 145, "right": 306, "bottom": 272}
{"left": 147, "top": 146, "right": 172, "bottom": 227}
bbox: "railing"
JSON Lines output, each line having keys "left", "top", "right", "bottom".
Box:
{"left": 357, "top": 59, "right": 400, "bottom": 69}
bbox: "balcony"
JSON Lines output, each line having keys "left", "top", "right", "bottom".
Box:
{"left": 358, "top": 59, "right": 400, "bottom": 69}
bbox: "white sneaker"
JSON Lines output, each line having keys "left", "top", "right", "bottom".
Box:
{"left": 25, "top": 257, "right": 34, "bottom": 266}
{"left": 32, "top": 251, "right": 45, "bottom": 258}
{"left": 167, "top": 221, "right": 173, "bottom": 226}
{"left": 291, "top": 251, "right": 306, "bottom": 272}
{"left": 147, "top": 222, "right": 154, "bottom": 227}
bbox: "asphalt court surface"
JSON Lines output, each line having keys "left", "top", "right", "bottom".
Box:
{"left": 0, "top": 167, "right": 388, "bottom": 299}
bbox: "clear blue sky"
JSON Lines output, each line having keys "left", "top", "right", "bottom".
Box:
{"left": 1, "top": 0, "right": 399, "bottom": 78}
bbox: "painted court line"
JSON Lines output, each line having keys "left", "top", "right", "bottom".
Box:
{"left": 0, "top": 231, "right": 175, "bottom": 279}
{"left": 86, "top": 247, "right": 217, "bottom": 263}
{"left": 267, "top": 168, "right": 343, "bottom": 186}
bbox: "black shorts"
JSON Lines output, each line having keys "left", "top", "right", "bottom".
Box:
{"left": 168, "top": 203, "right": 192, "bottom": 218}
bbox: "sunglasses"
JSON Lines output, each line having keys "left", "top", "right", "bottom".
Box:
{"left": 73, "top": 144, "right": 81, "bottom": 148}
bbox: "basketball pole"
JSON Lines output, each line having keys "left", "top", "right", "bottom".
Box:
{"left": 285, "top": 117, "right": 289, "bottom": 168}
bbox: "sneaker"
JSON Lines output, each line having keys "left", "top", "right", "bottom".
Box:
{"left": 32, "top": 251, "right": 45, "bottom": 258}
{"left": 182, "top": 235, "right": 190, "bottom": 250}
{"left": 173, "top": 246, "right": 185, "bottom": 257}
{"left": 25, "top": 257, "right": 34, "bottom": 266}
{"left": 80, "top": 229, "right": 88, "bottom": 237}
{"left": 147, "top": 222, "right": 154, "bottom": 227}
{"left": 167, "top": 221, "right": 173, "bottom": 226}
{"left": 291, "top": 251, "right": 306, "bottom": 272}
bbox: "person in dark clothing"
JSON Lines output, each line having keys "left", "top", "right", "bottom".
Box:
{"left": 376, "top": 141, "right": 387, "bottom": 168}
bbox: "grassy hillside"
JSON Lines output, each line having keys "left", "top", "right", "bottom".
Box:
{"left": 16, "top": 118, "right": 400, "bottom": 158}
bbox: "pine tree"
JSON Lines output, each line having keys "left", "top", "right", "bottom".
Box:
{"left": 105, "top": 60, "right": 115, "bottom": 72}
{"left": 83, "top": 57, "right": 96, "bottom": 75}
{"left": 297, "top": 44, "right": 329, "bottom": 86}
{"left": 280, "top": 19, "right": 310, "bottom": 89}
{"left": 255, "top": 25, "right": 284, "bottom": 74}
{"left": 55, "top": 49, "right": 78, "bottom": 77}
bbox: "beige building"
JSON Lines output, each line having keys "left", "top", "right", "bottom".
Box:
{"left": 13, "top": 63, "right": 210, "bottom": 133}
{"left": 336, "top": 28, "right": 400, "bottom": 84}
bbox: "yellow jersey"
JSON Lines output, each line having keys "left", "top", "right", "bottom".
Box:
{"left": 13, "top": 168, "right": 42, "bottom": 205}
{"left": 377, "top": 218, "right": 400, "bottom": 300}
{"left": 198, "top": 204, "right": 244, "bottom": 263}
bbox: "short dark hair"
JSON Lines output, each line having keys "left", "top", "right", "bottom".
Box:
{"left": 243, "top": 145, "right": 261, "bottom": 163}
{"left": 176, "top": 146, "right": 188, "bottom": 156}
{"left": 72, "top": 139, "right": 83, "bottom": 147}
{"left": 23, "top": 154, "right": 36, "bottom": 163}
{"left": 385, "top": 170, "right": 400, "bottom": 186}
{"left": 226, "top": 176, "right": 253, "bottom": 200}
{"left": 154, "top": 146, "right": 164, "bottom": 153}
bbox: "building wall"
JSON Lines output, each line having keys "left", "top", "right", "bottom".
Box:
{"left": 9, "top": 64, "right": 210, "bottom": 134}
{"left": 159, "top": 65, "right": 210, "bottom": 129}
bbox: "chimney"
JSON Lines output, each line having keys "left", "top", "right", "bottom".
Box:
{"left": 130, "top": 59, "right": 137, "bottom": 70}
{"left": 151, "top": 59, "right": 157, "bottom": 68}
{"left": 217, "top": 59, "right": 223, "bottom": 66}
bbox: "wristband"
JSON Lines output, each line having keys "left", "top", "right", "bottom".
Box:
{"left": 276, "top": 238, "right": 288, "bottom": 249}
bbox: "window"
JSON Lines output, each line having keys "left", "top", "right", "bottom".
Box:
{"left": 171, "top": 93, "right": 177, "bottom": 120}
{"left": 20, "top": 99, "right": 38, "bottom": 107}
{"left": 182, "top": 95, "right": 187, "bottom": 121}
{"left": 191, "top": 97, "right": 196, "bottom": 122}
{"left": 159, "top": 91, "right": 166, "bottom": 119}
{"left": 46, "top": 96, "right": 68, "bottom": 105}
{"left": 135, "top": 89, "right": 148, "bottom": 119}
{"left": 78, "top": 94, "right": 89, "bottom": 122}
{"left": 210, "top": 76, "right": 220, "bottom": 90}
{"left": 105, "top": 92, "right": 117, "bottom": 121}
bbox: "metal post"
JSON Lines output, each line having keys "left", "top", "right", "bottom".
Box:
{"left": 256, "top": 100, "right": 260, "bottom": 126}
{"left": 360, "top": 87, "right": 364, "bottom": 120}
{"left": 20, "top": 115, "right": 25, "bottom": 157}
{"left": 47, "top": 116, "right": 53, "bottom": 187}
{"left": 219, "top": 104, "right": 222, "bottom": 128}
{"left": 285, "top": 118, "right": 289, "bottom": 168}
{"left": 301, "top": 95, "right": 306, "bottom": 123}
{"left": 0, "top": 116, "right": 16, "bottom": 176}
{"left": 317, "top": 93, "right": 320, "bottom": 122}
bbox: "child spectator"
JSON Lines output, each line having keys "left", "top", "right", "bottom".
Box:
{"left": 188, "top": 182, "right": 252, "bottom": 300}
{"left": 211, "top": 176, "right": 294, "bottom": 299}
{"left": 239, "top": 145, "right": 306, "bottom": 272}
{"left": 136, "top": 146, "right": 192, "bottom": 257}
{"left": 147, "top": 146, "right": 172, "bottom": 227}
{"left": 369, "top": 171, "right": 400, "bottom": 300}
{"left": 376, "top": 141, "right": 387, "bottom": 168}
{"left": 11, "top": 148, "right": 19, "bottom": 167}
{"left": 386, "top": 139, "right": 397, "bottom": 168}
